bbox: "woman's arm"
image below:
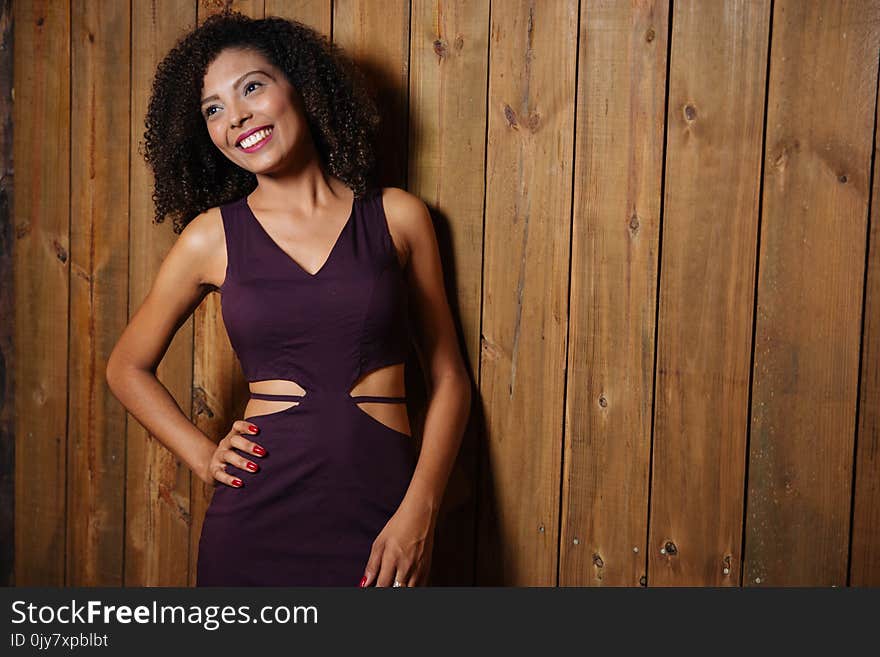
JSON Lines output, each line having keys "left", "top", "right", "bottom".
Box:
{"left": 105, "top": 209, "right": 225, "bottom": 485}
{"left": 387, "top": 188, "right": 472, "bottom": 522}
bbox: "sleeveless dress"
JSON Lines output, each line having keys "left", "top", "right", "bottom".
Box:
{"left": 196, "top": 187, "right": 416, "bottom": 586}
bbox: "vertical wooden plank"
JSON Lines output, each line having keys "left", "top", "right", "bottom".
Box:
{"left": 333, "top": 0, "right": 410, "bottom": 187}
{"left": 188, "top": 0, "right": 266, "bottom": 588}
{"left": 744, "top": 0, "right": 880, "bottom": 586}
{"left": 407, "top": 0, "right": 489, "bottom": 585}
{"left": 476, "top": 0, "right": 577, "bottom": 586}
{"left": 126, "top": 0, "right": 198, "bottom": 587}
{"left": 559, "top": 0, "right": 668, "bottom": 587}
{"left": 67, "top": 0, "right": 130, "bottom": 585}
{"left": 13, "top": 0, "right": 70, "bottom": 586}
{"left": 850, "top": 39, "right": 880, "bottom": 587}
{"left": 0, "top": 0, "right": 14, "bottom": 587}
{"left": 648, "top": 0, "right": 770, "bottom": 586}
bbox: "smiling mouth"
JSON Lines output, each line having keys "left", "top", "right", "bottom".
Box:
{"left": 236, "top": 126, "right": 274, "bottom": 151}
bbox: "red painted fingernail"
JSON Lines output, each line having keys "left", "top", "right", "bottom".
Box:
{"left": 249, "top": 424, "right": 259, "bottom": 433}
{"left": 246, "top": 462, "right": 258, "bottom": 472}
{"left": 232, "top": 478, "right": 242, "bottom": 487}
{"left": 359, "top": 575, "right": 367, "bottom": 587}
{"left": 253, "top": 445, "right": 266, "bottom": 456}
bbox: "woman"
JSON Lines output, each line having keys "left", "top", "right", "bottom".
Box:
{"left": 106, "top": 11, "right": 471, "bottom": 587}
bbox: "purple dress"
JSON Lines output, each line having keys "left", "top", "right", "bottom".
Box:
{"left": 196, "top": 187, "right": 416, "bottom": 586}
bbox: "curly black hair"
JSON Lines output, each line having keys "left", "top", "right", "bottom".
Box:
{"left": 142, "top": 10, "right": 381, "bottom": 234}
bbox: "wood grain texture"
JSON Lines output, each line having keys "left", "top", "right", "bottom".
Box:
{"left": 266, "top": 0, "right": 330, "bottom": 34}
{"left": 66, "top": 0, "right": 130, "bottom": 585}
{"left": 647, "top": 0, "right": 770, "bottom": 587}
{"left": 125, "top": 0, "right": 198, "bottom": 588}
{"left": 13, "top": 0, "right": 71, "bottom": 588}
{"left": 849, "top": 26, "right": 880, "bottom": 587}
{"left": 407, "top": 0, "right": 488, "bottom": 585}
{"left": 476, "top": 0, "right": 577, "bottom": 586}
{"left": 744, "top": 0, "right": 880, "bottom": 586}
{"left": 559, "top": 0, "right": 668, "bottom": 588}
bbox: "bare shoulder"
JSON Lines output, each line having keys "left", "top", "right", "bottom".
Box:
{"left": 175, "top": 205, "right": 226, "bottom": 289}
{"left": 379, "top": 187, "right": 434, "bottom": 270}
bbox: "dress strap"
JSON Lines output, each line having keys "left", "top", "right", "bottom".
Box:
{"left": 349, "top": 395, "right": 406, "bottom": 404}
{"left": 249, "top": 392, "right": 306, "bottom": 401}
{"left": 219, "top": 198, "right": 251, "bottom": 290}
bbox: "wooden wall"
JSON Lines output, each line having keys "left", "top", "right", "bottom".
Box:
{"left": 7, "top": 0, "right": 880, "bottom": 587}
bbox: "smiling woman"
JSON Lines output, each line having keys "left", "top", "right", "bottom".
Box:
{"left": 107, "top": 9, "right": 472, "bottom": 589}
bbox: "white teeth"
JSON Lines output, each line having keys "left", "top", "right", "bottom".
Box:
{"left": 239, "top": 127, "right": 272, "bottom": 148}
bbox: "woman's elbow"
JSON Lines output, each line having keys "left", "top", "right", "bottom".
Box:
{"left": 105, "top": 348, "right": 136, "bottom": 391}
{"left": 105, "top": 353, "right": 124, "bottom": 391}
{"left": 433, "top": 366, "right": 472, "bottom": 395}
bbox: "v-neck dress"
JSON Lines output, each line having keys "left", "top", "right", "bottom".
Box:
{"left": 196, "top": 186, "right": 415, "bottom": 587}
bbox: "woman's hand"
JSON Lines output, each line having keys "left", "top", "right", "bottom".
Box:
{"left": 202, "top": 420, "right": 266, "bottom": 487}
{"left": 360, "top": 498, "right": 437, "bottom": 587}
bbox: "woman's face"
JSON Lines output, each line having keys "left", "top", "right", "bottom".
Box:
{"left": 200, "top": 47, "right": 311, "bottom": 174}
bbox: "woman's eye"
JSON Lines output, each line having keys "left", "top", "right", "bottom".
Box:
{"left": 203, "top": 81, "right": 262, "bottom": 118}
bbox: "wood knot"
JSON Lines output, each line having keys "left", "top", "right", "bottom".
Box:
{"left": 504, "top": 104, "right": 518, "bottom": 129}
{"left": 54, "top": 240, "right": 68, "bottom": 263}
{"left": 191, "top": 386, "right": 215, "bottom": 419}
{"left": 629, "top": 212, "right": 640, "bottom": 233}
{"left": 722, "top": 555, "right": 732, "bottom": 576}
{"left": 773, "top": 138, "right": 800, "bottom": 169}
{"left": 74, "top": 267, "right": 92, "bottom": 283}
{"left": 526, "top": 111, "right": 541, "bottom": 132}
{"left": 480, "top": 335, "right": 504, "bottom": 362}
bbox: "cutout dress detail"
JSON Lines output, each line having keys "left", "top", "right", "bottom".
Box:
{"left": 196, "top": 187, "right": 415, "bottom": 586}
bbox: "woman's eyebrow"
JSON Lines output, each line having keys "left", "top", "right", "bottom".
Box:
{"left": 200, "top": 69, "right": 273, "bottom": 105}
